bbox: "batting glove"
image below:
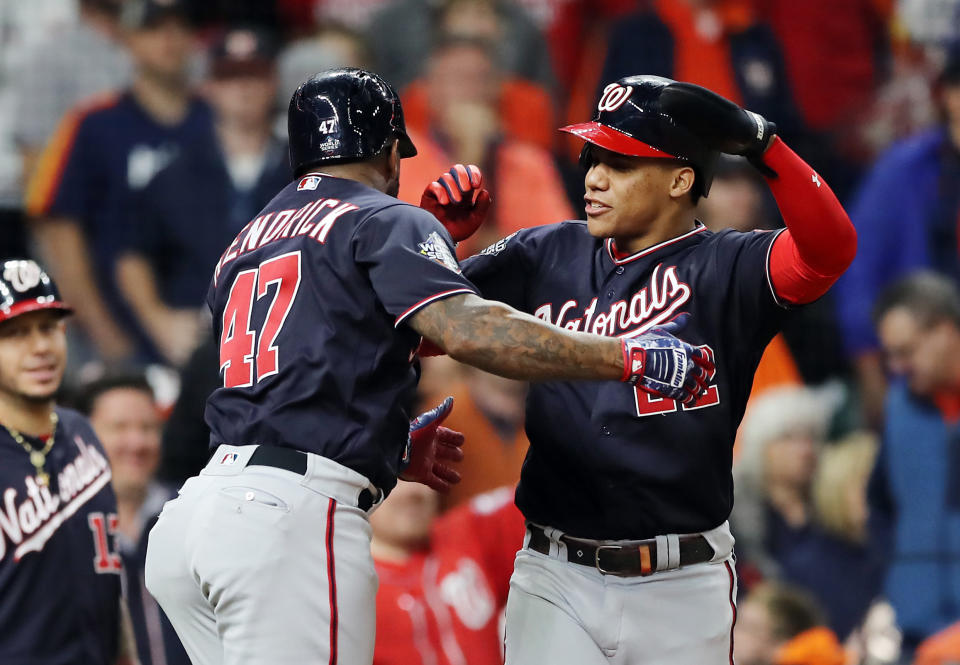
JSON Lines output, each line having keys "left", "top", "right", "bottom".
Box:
{"left": 658, "top": 82, "right": 778, "bottom": 176}
{"left": 401, "top": 396, "right": 465, "bottom": 492}
{"left": 621, "top": 317, "right": 716, "bottom": 405}
{"left": 420, "top": 164, "right": 492, "bottom": 242}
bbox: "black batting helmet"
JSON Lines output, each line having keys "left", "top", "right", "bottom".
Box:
{"left": 561, "top": 75, "right": 720, "bottom": 196}
{"left": 0, "top": 259, "right": 72, "bottom": 323}
{"left": 288, "top": 68, "right": 417, "bottom": 175}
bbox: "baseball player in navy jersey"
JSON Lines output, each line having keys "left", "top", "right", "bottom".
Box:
{"left": 143, "top": 68, "right": 713, "bottom": 665}
{"left": 0, "top": 259, "right": 137, "bottom": 664}
{"left": 423, "top": 75, "right": 858, "bottom": 664}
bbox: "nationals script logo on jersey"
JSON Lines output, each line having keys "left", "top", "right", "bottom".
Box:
{"left": 534, "top": 263, "right": 691, "bottom": 337}
{"left": 0, "top": 435, "right": 112, "bottom": 561}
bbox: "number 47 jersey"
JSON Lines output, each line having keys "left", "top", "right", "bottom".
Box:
{"left": 204, "top": 173, "right": 477, "bottom": 493}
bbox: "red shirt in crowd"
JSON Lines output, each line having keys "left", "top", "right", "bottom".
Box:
{"left": 373, "top": 488, "right": 526, "bottom": 665}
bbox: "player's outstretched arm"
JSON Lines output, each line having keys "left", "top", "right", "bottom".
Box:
{"left": 412, "top": 293, "right": 622, "bottom": 381}
{"left": 409, "top": 294, "right": 713, "bottom": 402}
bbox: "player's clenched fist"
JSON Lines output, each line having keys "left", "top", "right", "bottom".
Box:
{"left": 419, "top": 164, "right": 492, "bottom": 242}
{"left": 401, "top": 396, "right": 465, "bottom": 492}
{"left": 620, "top": 316, "right": 715, "bottom": 405}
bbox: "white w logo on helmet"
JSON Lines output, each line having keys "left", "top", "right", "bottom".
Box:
{"left": 597, "top": 83, "right": 634, "bottom": 113}
{"left": 3, "top": 260, "right": 42, "bottom": 293}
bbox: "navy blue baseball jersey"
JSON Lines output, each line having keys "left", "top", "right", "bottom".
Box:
{"left": 128, "top": 136, "right": 291, "bottom": 309}
{"left": 204, "top": 173, "right": 477, "bottom": 492}
{"left": 27, "top": 90, "right": 216, "bottom": 360}
{"left": 462, "top": 221, "right": 787, "bottom": 540}
{"left": 0, "top": 408, "right": 121, "bottom": 664}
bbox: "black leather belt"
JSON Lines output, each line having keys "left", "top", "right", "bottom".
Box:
{"left": 527, "top": 524, "right": 715, "bottom": 577}
{"left": 245, "top": 446, "right": 377, "bottom": 511}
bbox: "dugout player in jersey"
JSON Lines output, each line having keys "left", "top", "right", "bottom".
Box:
{"left": 0, "top": 259, "right": 137, "bottom": 664}
{"left": 143, "top": 68, "right": 714, "bottom": 665}
{"left": 425, "top": 75, "right": 858, "bottom": 664}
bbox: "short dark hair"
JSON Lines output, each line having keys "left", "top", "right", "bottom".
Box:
{"left": 872, "top": 270, "right": 960, "bottom": 329}
{"left": 74, "top": 372, "right": 155, "bottom": 417}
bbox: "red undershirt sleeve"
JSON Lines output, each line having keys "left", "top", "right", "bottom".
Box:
{"left": 761, "top": 137, "right": 857, "bottom": 305}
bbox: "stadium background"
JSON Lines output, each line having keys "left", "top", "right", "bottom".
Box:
{"left": 2, "top": 0, "right": 960, "bottom": 663}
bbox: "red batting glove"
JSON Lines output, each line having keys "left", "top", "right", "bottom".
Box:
{"left": 420, "top": 164, "right": 492, "bottom": 242}
{"left": 400, "top": 397, "right": 465, "bottom": 492}
{"left": 416, "top": 337, "right": 445, "bottom": 357}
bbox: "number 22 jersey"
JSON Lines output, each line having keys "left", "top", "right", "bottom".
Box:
{"left": 462, "top": 221, "right": 788, "bottom": 540}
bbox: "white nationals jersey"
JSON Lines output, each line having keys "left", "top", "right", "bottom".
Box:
{"left": 0, "top": 408, "right": 121, "bottom": 664}
{"left": 461, "top": 221, "right": 788, "bottom": 539}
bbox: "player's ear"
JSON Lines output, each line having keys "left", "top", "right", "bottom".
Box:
{"left": 668, "top": 164, "right": 696, "bottom": 201}
{"left": 387, "top": 139, "right": 401, "bottom": 178}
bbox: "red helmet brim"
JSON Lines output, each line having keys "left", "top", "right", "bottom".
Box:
{"left": 560, "top": 122, "right": 678, "bottom": 160}
{"left": 0, "top": 300, "right": 73, "bottom": 323}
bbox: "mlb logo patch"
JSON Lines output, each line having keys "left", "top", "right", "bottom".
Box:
{"left": 220, "top": 453, "right": 239, "bottom": 465}
{"left": 297, "top": 175, "right": 321, "bottom": 191}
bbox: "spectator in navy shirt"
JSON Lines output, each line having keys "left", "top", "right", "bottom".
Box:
{"left": 77, "top": 372, "right": 189, "bottom": 665}
{"left": 25, "top": 0, "right": 215, "bottom": 364}
{"left": 117, "top": 26, "right": 290, "bottom": 366}
{"left": 835, "top": 47, "right": 960, "bottom": 427}
{"left": 732, "top": 387, "right": 886, "bottom": 640}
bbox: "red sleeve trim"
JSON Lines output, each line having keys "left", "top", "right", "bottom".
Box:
{"left": 394, "top": 288, "right": 477, "bottom": 327}
{"left": 763, "top": 228, "right": 790, "bottom": 307}
{"left": 769, "top": 231, "right": 840, "bottom": 305}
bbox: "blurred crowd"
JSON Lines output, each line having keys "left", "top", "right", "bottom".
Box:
{"left": 4, "top": 0, "right": 960, "bottom": 663}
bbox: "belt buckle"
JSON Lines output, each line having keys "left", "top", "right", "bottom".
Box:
{"left": 593, "top": 544, "right": 625, "bottom": 576}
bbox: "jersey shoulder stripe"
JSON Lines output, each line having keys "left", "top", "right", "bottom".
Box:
{"left": 24, "top": 93, "right": 122, "bottom": 215}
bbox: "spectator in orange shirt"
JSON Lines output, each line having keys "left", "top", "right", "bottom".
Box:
{"left": 397, "top": 36, "right": 574, "bottom": 256}
{"left": 366, "top": 0, "right": 554, "bottom": 94}
{"left": 596, "top": 0, "right": 802, "bottom": 166}
{"left": 422, "top": 365, "right": 528, "bottom": 509}
{"left": 914, "top": 620, "right": 960, "bottom": 665}
{"left": 736, "top": 582, "right": 849, "bottom": 665}
{"left": 371, "top": 483, "right": 525, "bottom": 665}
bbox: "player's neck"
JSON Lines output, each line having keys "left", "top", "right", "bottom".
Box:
{"left": 614, "top": 209, "right": 698, "bottom": 256}
{"left": 131, "top": 75, "right": 190, "bottom": 126}
{"left": 0, "top": 392, "right": 56, "bottom": 438}
{"left": 216, "top": 120, "right": 271, "bottom": 159}
{"left": 320, "top": 162, "right": 388, "bottom": 193}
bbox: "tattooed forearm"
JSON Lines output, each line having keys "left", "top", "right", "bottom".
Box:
{"left": 410, "top": 293, "right": 624, "bottom": 381}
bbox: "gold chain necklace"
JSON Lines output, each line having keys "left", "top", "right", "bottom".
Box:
{"left": 4, "top": 411, "right": 58, "bottom": 486}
